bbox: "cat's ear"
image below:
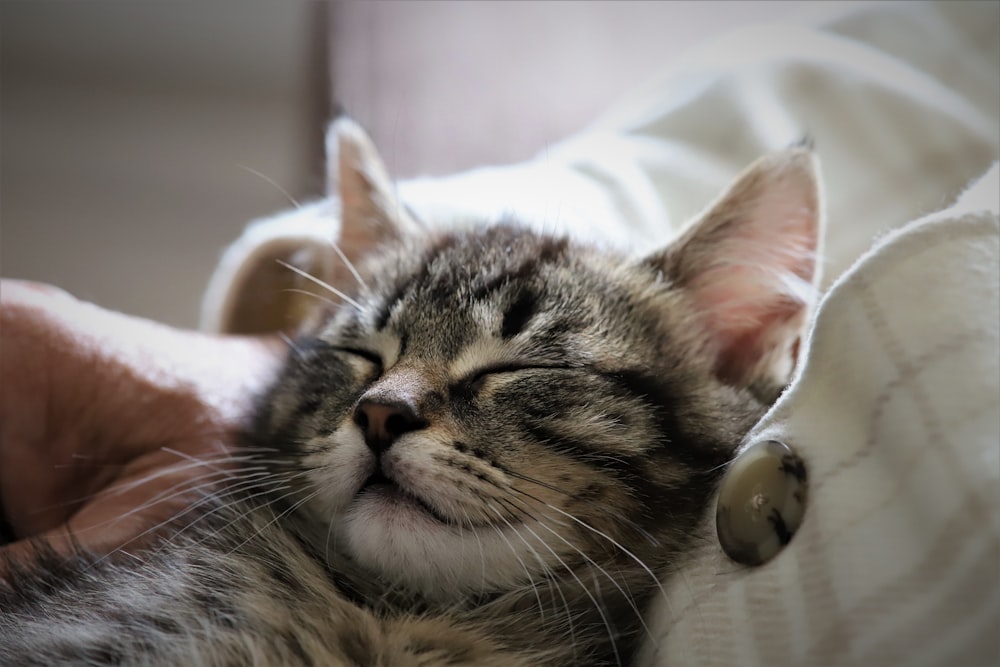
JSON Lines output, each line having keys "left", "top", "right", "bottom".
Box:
{"left": 326, "top": 116, "right": 420, "bottom": 244}
{"left": 203, "top": 118, "right": 415, "bottom": 335}
{"left": 646, "top": 149, "right": 823, "bottom": 397}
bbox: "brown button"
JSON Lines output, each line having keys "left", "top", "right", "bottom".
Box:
{"left": 716, "top": 439, "right": 808, "bottom": 566}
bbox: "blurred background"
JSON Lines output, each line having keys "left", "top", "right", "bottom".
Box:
{"left": 3, "top": 0, "right": 830, "bottom": 327}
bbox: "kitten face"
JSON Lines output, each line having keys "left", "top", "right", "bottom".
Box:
{"left": 249, "top": 119, "right": 822, "bottom": 603}
{"left": 259, "top": 226, "right": 755, "bottom": 599}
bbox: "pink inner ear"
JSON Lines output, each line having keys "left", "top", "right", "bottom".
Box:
{"left": 707, "top": 296, "right": 807, "bottom": 386}
{"left": 687, "top": 174, "right": 819, "bottom": 387}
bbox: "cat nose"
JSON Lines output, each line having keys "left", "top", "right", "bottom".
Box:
{"left": 353, "top": 399, "right": 426, "bottom": 454}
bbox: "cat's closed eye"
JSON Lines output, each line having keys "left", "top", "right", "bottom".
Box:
{"left": 331, "top": 346, "right": 383, "bottom": 369}
{"left": 463, "top": 363, "right": 573, "bottom": 393}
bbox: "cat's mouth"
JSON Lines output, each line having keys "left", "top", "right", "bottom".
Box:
{"left": 357, "top": 470, "right": 456, "bottom": 526}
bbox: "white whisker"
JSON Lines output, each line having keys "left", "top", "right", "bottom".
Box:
{"left": 532, "top": 515, "right": 658, "bottom": 651}
{"left": 280, "top": 287, "right": 347, "bottom": 312}
{"left": 516, "top": 516, "right": 623, "bottom": 667}
{"left": 280, "top": 330, "right": 305, "bottom": 358}
{"left": 486, "top": 508, "right": 546, "bottom": 623}
{"left": 88, "top": 472, "right": 292, "bottom": 569}
{"left": 327, "top": 240, "right": 369, "bottom": 291}
{"left": 537, "top": 499, "right": 668, "bottom": 602}
{"left": 275, "top": 259, "right": 363, "bottom": 310}
{"left": 237, "top": 164, "right": 301, "bottom": 209}
{"left": 222, "top": 488, "right": 321, "bottom": 556}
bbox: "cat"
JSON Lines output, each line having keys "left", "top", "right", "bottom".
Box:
{"left": 0, "top": 118, "right": 821, "bottom": 666}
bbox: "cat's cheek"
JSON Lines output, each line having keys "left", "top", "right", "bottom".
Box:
{"left": 303, "top": 423, "right": 373, "bottom": 516}
{"left": 380, "top": 430, "right": 497, "bottom": 524}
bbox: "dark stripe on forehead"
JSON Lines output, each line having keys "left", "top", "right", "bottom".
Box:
{"left": 469, "top": 235, "right": 570, "bottom": 301}
{"left": 375, "top": 235, "right": 461, "bottom": 330}
{"left": 538, "top": 235, "right": 570, "bottom": 262}
{"left": 501, "top": 289, "right": 537, "bottom": 339}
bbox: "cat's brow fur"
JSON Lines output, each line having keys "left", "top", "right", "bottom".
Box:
{"left": 0, "top": 136, "right": 820, "bottom": 666}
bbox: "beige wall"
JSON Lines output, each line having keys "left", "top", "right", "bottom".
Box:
{"left": 1, "top": 2, "right": 327, "bottom": 327}
{"left": 329, "top": 1, "right": 814, "bottom": 178}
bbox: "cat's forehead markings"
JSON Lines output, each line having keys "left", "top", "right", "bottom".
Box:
{"left": 471, "top": 301, "right": 498, "bottom": 331}
{"left": 319, "top": 309, "right": 356, "bottom": 338}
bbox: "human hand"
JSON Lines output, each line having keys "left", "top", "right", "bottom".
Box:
{"left": 0, "top": 280, "right": 284, "bottom": 575}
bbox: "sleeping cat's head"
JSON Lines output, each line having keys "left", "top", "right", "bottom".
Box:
{"left": 252, "top": 119, "right": 822, "bottom": 602}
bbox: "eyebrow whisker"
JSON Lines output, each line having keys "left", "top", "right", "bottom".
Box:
{"left": 275, "top": 260, "right": 363, "bottom": 311}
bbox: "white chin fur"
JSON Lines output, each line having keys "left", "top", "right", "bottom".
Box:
{"left": 339, "top": 498, "right": 554, "bottom": 600}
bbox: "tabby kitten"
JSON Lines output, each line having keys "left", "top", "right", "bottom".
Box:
{"left": 0, "top": 119, "right": 821, "bottom": 666}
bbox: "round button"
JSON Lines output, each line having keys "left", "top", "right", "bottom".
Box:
{"left": 716, "top": 439, "right": 808, "bottom": 566}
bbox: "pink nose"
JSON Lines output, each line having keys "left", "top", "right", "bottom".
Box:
{"left": 353, "top": 399, "right": 424, "bottom": 454}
